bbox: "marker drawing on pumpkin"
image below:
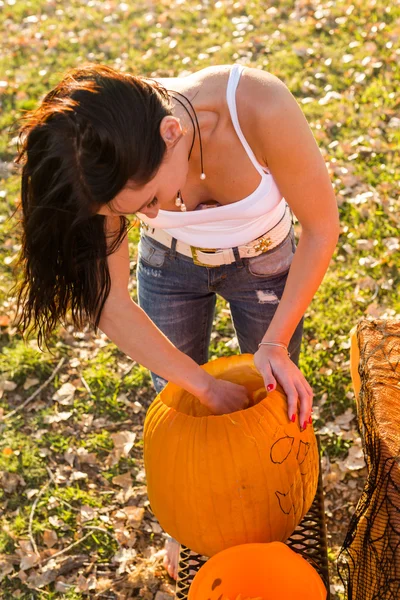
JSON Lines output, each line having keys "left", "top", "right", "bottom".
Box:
{"left": 297, "top": 440, "right": 311, "bottom": 464}
{"left": 270, "top": 435, "right": 294, "bottom": 464}
{"left": 275, "top": 488, "right": 294, "bottom": 515}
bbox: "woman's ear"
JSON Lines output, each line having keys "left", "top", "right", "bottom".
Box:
{"left": 159, "top": 115, "right": 183, "bottom": 146}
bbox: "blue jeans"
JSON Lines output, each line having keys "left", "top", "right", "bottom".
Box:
{"left": 136, "top": 226, "right": 304, "bottom": 394}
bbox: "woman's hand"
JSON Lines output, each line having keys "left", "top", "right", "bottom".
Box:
{"left": 197, "top": 377, "right": 250, "bottom": 415}
{"left": 253, "top": 345, "right": 313, "bottom": 430}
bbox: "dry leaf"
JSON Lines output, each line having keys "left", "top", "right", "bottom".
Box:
{"left": 110, "top": 431, "right": 137, "bottom": 459}
{"left": 43, "top": 411, "right": 72, "bottom": 424}
{"left": 1, "top": 380, "right": 17, "bottom": 392}
{"left": 76, "top": 447, "right": 97, "bottom": 464}
{"left": 70, "top": 470, "right": 88, "bottom": 482}
{"left": 150, "top": 521, "right": 163, "bottom": 534}
{"left": 48, "top": 515, "right": 65, "bottom": 528}
{"left": 155, "top": 592, "right": 175, "bottom": 600}
{"left": 112, "top": 472, "right": 133, "bottom": 489}
{"left": 112, "top": 547, "right": 137, "bottom": 575}
{"left": 23, "top": 377, "right": 39, "bottom": 390}
{"left": 19, "top": 552, "right": 40, "bottom": 571}
{"left": 334, "top": 408, "right": 355, "bottom": 428}
{"left": 122, "top": 506, "right": 145, "bottom": 528}
{"left": 43, "top": 529, "right": 58, "bottom": 548}
{"left": 52, "top": 382, "right": 76, "bottom": 405}
{"left": 135, "top": 469, "right": 146, "bottom": 483}
{"left": 79, "top": 505, "right": 96, "bottom": 522}
{"left": 0, "top": 557, "right": 14, "bottom": 582}
{"left": 0, "top": 471, "right": 26, "bottom": 493}
{"left": 26, "top": 488, "right": 39, "bottom": 499}
{"left": 343, "top": 444, "right": 366, "bottom": 471}
{"left": 64, "top": 448, "right": 76, "bottom": 467}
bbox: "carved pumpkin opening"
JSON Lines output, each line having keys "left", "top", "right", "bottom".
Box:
{"left": 159, "top": 358, "right": 269, "bottom": 417}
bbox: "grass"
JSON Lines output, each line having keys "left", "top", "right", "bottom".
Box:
{"left": 0, "top": 0, "right": 399, "bottom": 597}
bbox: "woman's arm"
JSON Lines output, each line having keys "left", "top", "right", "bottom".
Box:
{"left": 243, "top": 69, "right": 340, "bottom": 428}
{"left": 98, "top": 218, "right": 250, "bottom": 414}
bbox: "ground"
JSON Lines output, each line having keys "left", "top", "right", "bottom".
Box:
{"left": 0, "top": 0, "right": 399, "bottom": 598}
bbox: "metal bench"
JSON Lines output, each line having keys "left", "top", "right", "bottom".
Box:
{"left": 175, "top": 434, "right": 330, "bottom": 599}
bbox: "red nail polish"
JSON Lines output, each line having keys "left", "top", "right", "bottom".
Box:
{"left": 308, "top": 416, "right": 312, "bottom": 424}
{"left": 267, "top": 384, "right": 274, "bottom": 391}
{"left": 302, "top": 421, "right": 307, "bottom": 430}
{"left": 291, "top": 414, "right": 296, "bottom": 423}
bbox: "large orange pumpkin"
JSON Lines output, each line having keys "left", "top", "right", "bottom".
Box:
{"left": 143, "top": 354, "right": 319, "bottom": 557}
{"left": 188, "top": 541, "right": 327, "bottom": 600}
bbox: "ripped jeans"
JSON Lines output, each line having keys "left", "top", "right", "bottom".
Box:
{"left": 136, "top": 226, "right": 304, "bottom": 394}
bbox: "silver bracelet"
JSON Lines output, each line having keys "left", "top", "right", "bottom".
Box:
{"left": 258, "top": 342, "right": 291, "bottom": 358}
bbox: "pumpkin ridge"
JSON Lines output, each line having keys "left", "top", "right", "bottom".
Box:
{"left": 243, "top": 409, "right": 273, "bottom": 540}
{"left": 241, "top": 415, "right": 271, "bottom": 543}
{"left": 188, "top": 413, "right": 200, "bottom": 551}
{"left": 222, "top": 417, "right": 249, "bottom": 549}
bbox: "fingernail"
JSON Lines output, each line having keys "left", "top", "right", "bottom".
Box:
{"left": 302, "top": 421, "right": 307, "bottom": 430}
{"left": 308, "top": 416, "right": 312, "bottom": 424}
{"left": 291, "top": 414, "right": 296, "bottom": 423}
{"left": 267, "top": 384, "right": 274, "bottom": 391}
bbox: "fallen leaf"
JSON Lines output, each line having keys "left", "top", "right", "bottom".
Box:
{"left": 112, "top": 547, "right": 137, "bottom": 575}
{"left": 343, "top": 444, "right": 366, "bottom": 471}
{"left": 122, "top": 506, "right": 145, "bottom": 528}
{"left": 43, "top": 529, "right": 58, "bottom": 548}
{"left": 23, "top": 377, "right": 39, "bottom": 390}
{"left": 52, "top": 382, "right": 76, "bottom": 405}
{"left": 334, "top": 408, "right": 355, "bottom": 427}
{"left": 43, "top": 411, "right": 73, "bottom": 424}
{"left": 112, "top": 472, "right": 133, "bottom": 489}
{"left": 48, "top": 515, "right": 65, "bottom": 528}
{"left": 0, "top": 471, "right": 26, "bottom": 493}
{"left": 111, "top": 431, "right": 137, "bottom": 458}
{"left": 0, "top": 557, "right": 14, "bottom": 582}
{"left": 70, "top": 470, "right": 88, "bottom": 482}
{"left": 1, "top": 380, "right": 17, "bottom": 392}
{"left": 80, "top": 505, "right": 97, "bottom": 522}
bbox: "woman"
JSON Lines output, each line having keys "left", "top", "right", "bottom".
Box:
{"left": 14, "top": 63, "right": 339, "bottom": 579}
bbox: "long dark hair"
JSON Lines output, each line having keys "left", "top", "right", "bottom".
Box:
{"left": 11, "top": 64, "right": 172, "bottom": 351}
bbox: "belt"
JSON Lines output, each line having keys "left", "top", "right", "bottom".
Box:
{"left": 140, "top": 204, "right": 293, "bottom": 268}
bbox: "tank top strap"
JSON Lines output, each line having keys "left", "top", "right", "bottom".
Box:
{"left": 226, "top": 64, "right": 268, "bottom": 177}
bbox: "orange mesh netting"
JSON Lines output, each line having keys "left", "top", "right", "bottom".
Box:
{"left": 338, "top": 318, "right": 400, "bottom": 600}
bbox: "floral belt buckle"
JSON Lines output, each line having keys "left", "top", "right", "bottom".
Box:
{"left": 252, "top": 236, "right": 272, "bottom": 254}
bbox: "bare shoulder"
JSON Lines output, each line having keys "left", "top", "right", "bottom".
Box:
{"left": 236, "top": 67, "right": 296, "bottom": 129}
{"left": 240, "top": 66, "right": 289, "bottom": 96}
{"left": 235, "top": 67, "right": 306, "bottom": 164}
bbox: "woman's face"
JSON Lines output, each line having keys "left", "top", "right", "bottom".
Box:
{"left": 97, "top": 115, "right": 189, "bottom": 219}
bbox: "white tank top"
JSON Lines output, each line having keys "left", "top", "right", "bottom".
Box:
{"left": 138, "top": 64, "right": 287, "bottom": 249}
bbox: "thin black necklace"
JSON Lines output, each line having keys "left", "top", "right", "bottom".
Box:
{"left": 166, "top": 89, "right": 205, "bottom": 177}
{"left": 166, "top": 90, "right": 206, "bottom": 211}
